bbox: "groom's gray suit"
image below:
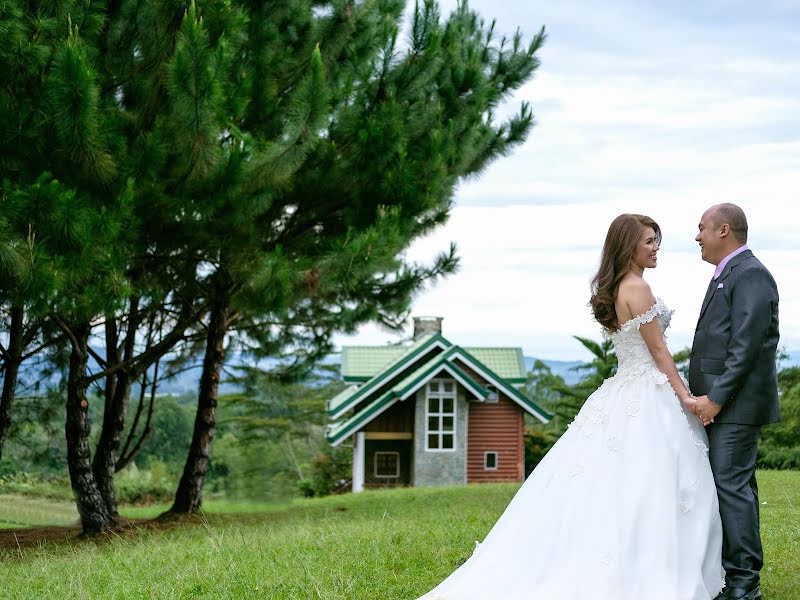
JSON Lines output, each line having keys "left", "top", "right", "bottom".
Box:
{"left": 689, "top": 249, "right": 780, "bottom": 591}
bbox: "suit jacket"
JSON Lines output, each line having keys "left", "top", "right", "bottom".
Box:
{"left": 688, "top": 249, "right": 780, "bottom": 425}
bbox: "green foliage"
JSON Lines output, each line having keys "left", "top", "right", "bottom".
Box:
{"left": 778, "top": 366, "right": 800, "bottom": 393}
{"left": 206, "top": 368, "right": 349, "bottom": 500}
{"left": 758, "top": 381, "right": 800, "bottom": 469}
{"left": 298, "top": 442, "right": 352, "bottom": 498}
{"left": 0, "top": 471, "right": 72, "bottom": 501}
{"left": 2, "top": 0, "right": 546, "bottom": 525}
{"left": 521, "top": 360, "right": 566, "bottom": 470}
{"left": 115, "top": 461, "right": 176, "bottom": 505}
{"left": 126, "top": 396, "right": 194, "bottom": 470}
{"left": 673, "top": 346, "right": 691, "bottom": 379}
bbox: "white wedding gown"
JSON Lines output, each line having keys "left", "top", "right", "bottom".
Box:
{"left": 419, "top": 300, "right": 725, "bottom": 600}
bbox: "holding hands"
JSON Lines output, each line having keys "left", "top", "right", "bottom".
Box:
{"left": 680, "top": 393, "right": 720, "bottom": 426}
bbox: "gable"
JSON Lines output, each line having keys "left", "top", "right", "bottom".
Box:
{"left": 328, "top": 334, "right": 451, "bottom": 419}
{"left": 327, "top": 345, "right": 551, "bottom": 446}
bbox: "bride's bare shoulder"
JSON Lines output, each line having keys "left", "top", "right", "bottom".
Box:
{"left": 616, "top": 277, "right": 656, "bottom": 323}
{"left": 618, "top": 276, "right": 652, "bottom": 297}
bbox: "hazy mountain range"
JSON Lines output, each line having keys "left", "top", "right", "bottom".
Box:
{"left": 16, "top": 350, "right": 799, "bottom": 397}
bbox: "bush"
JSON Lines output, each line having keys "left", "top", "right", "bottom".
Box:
{"left": 115, "top": 461, "right": 177, "bottom": 504}
{"left": 0, "top": 472, "right": 73, "bottom": 501}
{"left": 757, "top": 381, "right": 800, "bottom": 470}
{"left": 300, "top": 444, "right": 352, "bottom": 497}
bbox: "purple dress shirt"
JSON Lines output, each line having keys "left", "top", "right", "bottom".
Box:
{"left": 713, "top": 245, "right": 749, "bottom": 280}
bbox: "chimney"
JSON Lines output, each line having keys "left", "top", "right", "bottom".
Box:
{"left": 412, "top": 316, "right": 443, "bottom": 339}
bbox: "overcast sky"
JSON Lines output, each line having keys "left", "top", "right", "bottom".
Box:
{"left": 333, "top": 0, "right": 800, "bottom": 361}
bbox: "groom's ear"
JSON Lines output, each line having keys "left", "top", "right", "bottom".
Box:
{"left": 718, "top": 223, "right": 730, "bottom": 238}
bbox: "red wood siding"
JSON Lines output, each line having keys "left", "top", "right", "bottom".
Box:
{"left": 467, "top": 394, "right": 525, "bottom": 483}
{"left": 364, "top": 398, "right": 414, "bottom": 433}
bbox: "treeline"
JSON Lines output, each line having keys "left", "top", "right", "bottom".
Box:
{"left": 523, "top": 339, "right": 800, "bottom": 471}
{"left": 1, "top": 369, "right": 349, "bottom": 505}
{"left": 0, "top": 0, "right": 545, "bottom": 533}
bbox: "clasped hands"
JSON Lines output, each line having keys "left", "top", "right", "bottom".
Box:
{"left": 680, "top": 394, "right": 720, "bottom": 426}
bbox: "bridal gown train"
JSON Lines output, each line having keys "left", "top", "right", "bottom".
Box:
{"left": 419, "top": 300, "right": 725, "bottom": 600}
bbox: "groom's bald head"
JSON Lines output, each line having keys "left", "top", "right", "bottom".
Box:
{"left": 707, "top": 203, "right": 748, "bottom": 244}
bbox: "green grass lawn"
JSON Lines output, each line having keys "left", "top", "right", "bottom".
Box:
{"left": 0, "top": 494, "right": 79, "bottom": 528}
{"left": 0, "top": 471, "right": 797, "bottom": 599}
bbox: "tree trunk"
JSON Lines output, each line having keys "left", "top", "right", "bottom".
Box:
{"left": 167, "top": 283, "right": 230, "bottom": 515}
{"left": 93, "top": 299, "right": 139, "bottom": 516}
{"left": 116, "top": 356, "right": 159, "bottom": 472}
{"left": 0, "top": 304, "right": 24, "bottom": 460}
{"left": 92, "top": 371, "right": 133, "bottom": 516}
{"left": 65, "top": 321, "right": 115, "bottom": 534}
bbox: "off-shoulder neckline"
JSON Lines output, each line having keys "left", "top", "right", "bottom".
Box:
{"left": 611, "top": 298, "right": 667, "bottom": 333}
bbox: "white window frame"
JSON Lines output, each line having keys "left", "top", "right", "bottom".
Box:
{"left": 425, "top": 378, "right": 457, "bottom": 452}
{"left": 374, "top": 451, "right": 400, "bottom": 478}
{"left": 484, "top": 451, "right": 498, "bottom": 470}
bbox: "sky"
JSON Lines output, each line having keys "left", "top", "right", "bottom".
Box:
{"left": 333, "top": 0, "right": 800, "bottom": 361}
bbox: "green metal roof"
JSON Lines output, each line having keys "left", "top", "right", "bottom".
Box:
{"left": 327, "top": 353, "right": 489, "bottom": 446}
{"left": 328, "top": 334, "right": 451, "bottom": 418}
{"left": 342, "top": 344, "right": 526, "bottom": 382}
{"left": 341, "top": 346, "right": 406, "bottom": 381}
{"left": 464, "top": 347, "right": 527, "bottom": 382}
{"left": 327, "top": 344, "right": 551, "bottom": 446}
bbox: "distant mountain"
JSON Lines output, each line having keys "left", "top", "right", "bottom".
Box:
{"left": 524, "top": 357, "right": 584, "bottom": 386}
{"left": 14, "top": 348, "right": 800, "bottom": 398}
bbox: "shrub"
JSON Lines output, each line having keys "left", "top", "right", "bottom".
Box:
{"left": 300, "top": 444, "right": 352, "bottom": 497}
{"left": 115, "top": 461, "right": 177, "bottom": 504}
{"left": 0, "top": 472, "right": 73, "bottom": 501}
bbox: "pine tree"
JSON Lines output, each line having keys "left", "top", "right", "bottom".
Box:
{"left": 1, "top": 2, "right": 135, "bottom": 533}
{"left": 162, "top": 0, "right": 546, "bottom": 515}
{"left": 1, "top": 0, "right": 546, "bottom": 530}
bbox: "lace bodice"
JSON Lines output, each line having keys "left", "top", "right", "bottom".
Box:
{"left": 605, "top": 298, "right": 674, "bottom": 384}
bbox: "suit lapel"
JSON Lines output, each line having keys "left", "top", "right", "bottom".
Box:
{"left": 697, "top": 249, "right": 753, "bottom": 325}
{"left": 698, "top": 278, "right": 717, "bottom": 322}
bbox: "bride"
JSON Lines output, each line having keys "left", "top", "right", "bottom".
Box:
{"left": 418, "top": 214, "right": 725, "bottom": 600}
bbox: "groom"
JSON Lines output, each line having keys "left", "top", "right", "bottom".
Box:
{"left": 689, "top": 203, "right": 780, "bottom": 600}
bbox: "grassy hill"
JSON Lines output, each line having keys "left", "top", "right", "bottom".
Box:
{"left": 0, "top": 471, "right": 798, "bottom": 599}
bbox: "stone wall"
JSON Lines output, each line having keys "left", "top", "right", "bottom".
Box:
{"left": 412, "top": 382, "right": 468, "bottom": 486}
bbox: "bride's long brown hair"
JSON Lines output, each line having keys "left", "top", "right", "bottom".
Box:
{"left": 590, "top": 213, "right": 661, "bottom": 331}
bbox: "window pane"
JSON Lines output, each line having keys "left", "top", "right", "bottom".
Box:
{"left": 442, "top": 416, "right": 454, "bottom": 431}
{"left": 428, "top": 434, "right": 439, "bottom": 449}
{"left": 428, "top": 397, "right": 439, "bottom": 413}
{"left": 442, "top": 434, "right": 454, "bottom": 449}
{"left": 376, "top": 453, "right": 399, "bottom": 477}
{"left": 443, "top": 381, "right": 454, "bottom": 393}
{"left": 485, "top": 452, "right": 497, "bottom": 469}
{"left": 442, "top": 397, "right": 454, "bottom": 414}
{"left": 428, "top": 416, "right": 439, "bottom": 432}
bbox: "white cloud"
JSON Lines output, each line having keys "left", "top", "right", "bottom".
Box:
{"left": 334, "top": 1, "right": 800, "bottom": 363}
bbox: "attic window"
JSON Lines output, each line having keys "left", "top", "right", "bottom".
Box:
{"left": 484, "top": 451, "right": 498, "bottom": 470}
{"left": 374, "top": 452, "right": 400, "bottom": 478}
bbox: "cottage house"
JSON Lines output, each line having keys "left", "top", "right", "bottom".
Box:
{"left": 326, "top": 317, "right": 552, "bottom": 492}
